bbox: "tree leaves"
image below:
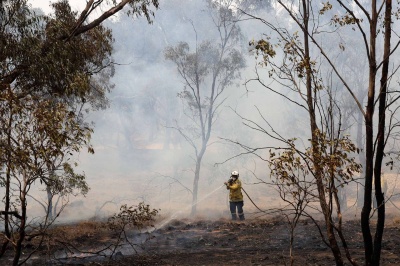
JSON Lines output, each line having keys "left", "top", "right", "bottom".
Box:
{"left": 108, "top": 202, "right": 159, "bottom": 231}
{"left": 249, "top": 39, "right": 276, "bottom": 66}
{"left": 269, "top": 130, "right": 361, "bottom": 193}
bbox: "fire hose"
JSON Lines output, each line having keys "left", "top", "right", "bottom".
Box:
{"left": 241, "top": 187, "right": 267, "bottom": 214}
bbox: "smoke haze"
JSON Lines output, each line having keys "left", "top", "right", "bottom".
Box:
{"left": 24, "top": 0, "right": 400, "bottom": 225}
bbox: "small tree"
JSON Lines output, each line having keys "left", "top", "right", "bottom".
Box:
{"left": 164, "top": 0, "right": 246, "bottom": 215}
{"left": 268, "top": 139, "right": 315, "bottom": 266}
{"left": 107, "top": 202, "right": 159, "bottom": 257}
{"left": 0, "top": 90, "right": 92, "bottom": 264}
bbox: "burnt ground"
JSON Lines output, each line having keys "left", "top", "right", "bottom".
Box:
{"left": 115, "top": 217, "right": 400, "bottom": 266}
{"left": 11, "top": 215, "right": 399, "bottom": 266}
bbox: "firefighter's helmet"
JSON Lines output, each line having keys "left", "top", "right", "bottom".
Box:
{"left": 231, "top": 170, "right": 239, "bottom": 177}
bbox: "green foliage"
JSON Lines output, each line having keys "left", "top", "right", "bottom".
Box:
{"left": 0, "top": 89, "right": 92, "bottom": 195}
{"left": 126, "top": 0, "right": 160, "bottom": 22}
{"left": 108, "top": 202, "right": 159, "bottom": 231}
{"left": 1, "top": 1, "right": 112, "bottom": 110}
{"left": 0, "top": 0, "right": 160, "bottom": 263}
{"left": 165, "top": 37, "right": 245, "bottom": 138}
{"left": 1, "top": 0, "right": 159, "bottom": 110}
{"left": 0, "top": 0, "right": 159, "bottom": 208}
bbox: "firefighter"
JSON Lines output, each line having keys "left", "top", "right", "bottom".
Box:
{"left": 224, "top": 170, "right": 245, "bottom": 221}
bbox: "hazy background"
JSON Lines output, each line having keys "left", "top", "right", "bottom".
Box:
{"left": 25, "top": 0, "right": 400, "bottom": 224}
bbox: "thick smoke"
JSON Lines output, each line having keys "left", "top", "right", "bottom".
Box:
{"left": 23, "top": 0, "right": 400, "bottom": 225}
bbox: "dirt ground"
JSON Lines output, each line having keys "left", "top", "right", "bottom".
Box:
{"left": 118, "top": 217, "right": 400, "bottom": 266}
{"left": 10, "top": 214, "right": 400, "bottom": 266}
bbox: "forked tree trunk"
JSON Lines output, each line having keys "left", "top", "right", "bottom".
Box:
{"left": 360, "top": 1, "right": 392, "bottom": 265}
{"left": 371, "top": 0, "right": 391, "bottom": 263}
{"left": 361, "top": 1, "right": 378, "bottom": 263}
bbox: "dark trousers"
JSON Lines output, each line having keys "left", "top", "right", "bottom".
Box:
{"left": 230, "top": 201, "right": 245, "bottom": 220}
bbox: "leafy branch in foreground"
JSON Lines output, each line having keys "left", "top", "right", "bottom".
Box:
{"left": 106, "top": 202, "right": 159, "bottom": 257}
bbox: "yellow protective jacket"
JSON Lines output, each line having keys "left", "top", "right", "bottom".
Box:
{"left": 226, "top": 179, "right": 243, "bottom": 202}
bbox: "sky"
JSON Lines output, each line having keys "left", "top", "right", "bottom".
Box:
{"left": 29, "top": 0, "right": 85, "bottom": 13}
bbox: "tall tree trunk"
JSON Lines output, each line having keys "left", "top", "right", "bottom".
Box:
{"left": 372, "top": 0, "right": 391, "bottom": 264}
{"left": 0, "top": 96, "right": 13, "bottom": 257}
{"left": 361, "top": 2, "right": 377, "bottom": 265}
{"left": 191, "top": 154, "right": 203, "bottom": 216}
{"left": 190, "top": 132, "right": 211, "bottom": 216}
{"left": 13, "top": 178, "right": 27, "bottom": 265}
{"left": 301, "top": 0, "right": 343, "bottom": 264}
{"left": 0, "top": 164, "right": 11, "bottom": 257}
{"left": 46, "top": 185, "right": 53, "bottom": 220}
{"left": 357, "top": 110, "right": 365, "bottom": 208}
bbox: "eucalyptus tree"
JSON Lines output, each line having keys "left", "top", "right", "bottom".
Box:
{"left": 0, "top": 0, "right": 159, "bottom": 264}
{"left": 165, "top": 0, "right": 246, "bottom": 215}
{"left": 241, "top": 0, "right": 400, "bottom": 265}
{"left": 0, "top": 91, "right": 92, "bottom": 264}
